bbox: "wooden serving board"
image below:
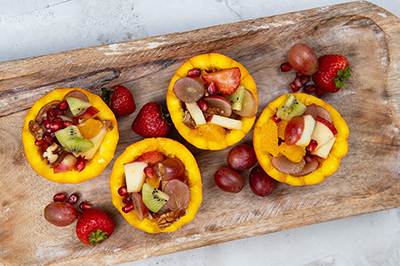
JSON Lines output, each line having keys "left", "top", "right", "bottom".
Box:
{"left": 1, "top": 1, "right": 400, "bottom": 265}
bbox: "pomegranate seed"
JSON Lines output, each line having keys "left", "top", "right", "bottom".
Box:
{"left": 304, "top": 154, "right": 314, "bottom": 163}
{"left": 207, "top": 81, "right": 218, "bottom": 95}
{"left": 293, "top": 76, "right": 309, "bottom": 88}
{"left": 67, "top": 193, "right": 80, "bottom": 205}
{"left": 315, "top": 87, "right": 324, "bottom": 97}
{"left": 304, "top": 85, "right": 316, "bottom": 94}
{"left": 272, "top": 114, "right": 281, "bottom": 123}
{"left": 48, "top": 109, "right": 57, "bottom": 119}
{"left": 197, "top": 99, "right": 209, "bottom": 112}
{"left": 53, "top": 192, "right": 67, "bottom": 202}
{"left": 206, "top": 114, "right": 214, "bottom": 123}
{"left": 306, "top": 139, "right": 318, "bottom": 152}
{"left": 123, "top": 195, "right": 132, "bottom": 204}
{"left": 43, "top": 120, "right": 51, "bottom": 129}
{"left": 76, "top": 211, "right": 82, "bottom": 220}
{"left": 144, "top": 166, "right": 155, "bottom": 179}
{"left": 59, "top": 100, "right": 68, "bottom": 111}
{"left": 290, "top": 82, "right": 301, "bottom": 92}
{"left": 122, "top": 203, "right": 134, "bottom": 213}
{"left": 42, "top": 143, "right": 50, "bottom": 152}
{"left": 187, "top": 68, "right": 201, "bottom": 77}
{"left": 62, "top": 121, "right": 74, "bottom": 128}
{"left": 35, "top": 139, "right": 44, "bottom": 146}
{"left": 79, "top": 202, "right": 92, "bottom": 211}
{"left": 75, "top": 157, "right": 86, "bottom": 172}
{"left": 52, "top": 117, "right": 63, "bottom": 124}
{"left": 118, "top": 186, "right": 128, "bottom": 197}
{"left": 44, "top": 136, "right": 53, "bottom": 145}
{"left": 280, "top": 62, "right": 292, "bottom": 72}
{"left": 50, "top": 122, "right": 62, "bottom": 132}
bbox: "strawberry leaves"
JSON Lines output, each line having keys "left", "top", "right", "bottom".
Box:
{"left": 334, "top": 66, "right": 351, "bottom": 90}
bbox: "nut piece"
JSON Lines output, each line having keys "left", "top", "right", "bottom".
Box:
{"left": 43, "top": 143, "right": 66, "bottom": 167}
{"left": 35, "top": 100, "right": 61, "bottom": 124}
{"left": 156, "top": 209, "right": 187, "bottom": 230}
{"left": 103, "top": 120, "right": 114, "bottom": 131}
{"left": 29, "top": 120, "right": 44, "bottom": 140}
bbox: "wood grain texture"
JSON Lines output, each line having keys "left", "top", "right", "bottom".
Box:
{"left": 1, "top": 1, "right": 400, "bottom": 265}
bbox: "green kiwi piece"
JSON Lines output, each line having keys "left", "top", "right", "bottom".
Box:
{"left": 65, "top": 137, "right": 94, "bottom": 157}
{"left": 276, "top": 94, "right": 306, "bottom": 120}
{"left": 142, "top": 183, "right": 170, "bottom": 213}
{"left": 66, "top": 97, "right": 92, "bottom": 115}
{"left": 224, "top": 85, "right": 245, "bottom": 111}
{"left": 55, "top": 125, "right": 82, "bottom": 152}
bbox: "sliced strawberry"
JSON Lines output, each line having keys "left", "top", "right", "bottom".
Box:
{"left": 201, "top": 67, "right": 241, "bottom": 95}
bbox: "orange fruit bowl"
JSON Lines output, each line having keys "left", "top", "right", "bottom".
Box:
{"left": 253, "top": 93, "right": 349, "bottom": 186}
{"left": 109, "top": 137, "right": 203, "bottom": 233}
{"left": 166, "top": 53, "right": 258, "bottom": 150}
{"left": 21, "top": 88, "right": 119, "bottom": 183}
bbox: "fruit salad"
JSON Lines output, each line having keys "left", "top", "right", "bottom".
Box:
{"left": 167, "top": 53, "right": 258, "bottom": 150}
{"left": 22, "top": 88, "right": 119, "bottom": 183}
{"left": 110, "top": 137, "right": 202, "bottom": 233}
{"left": 253, "top": 93, "right": 349, "bottom": 186}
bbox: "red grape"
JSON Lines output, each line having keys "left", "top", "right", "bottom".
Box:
{"left": 249, "top": 165, "right": 275, "bottom": 197}
{"left": 173, "top": 77, "right": 204, "bottom": 103}
{"left": 288, "top": 43, "right": 319, "bottom": 75}
{"left": 164, "top": 179, "right": 190, "bottom": 211}
{"left": 227, "top": 144, "right": 257, "bottom": 171}
{"left": 161, "top": 158, "right": 185, "bottom": 181}
{"left": 214, "top": 167, "right": 244, "bottom": 193}
{"left": 44, "top": 201, "right": 77, "bottom": 226}
{"left": 284, "top": 116, "right": 305, "bottom": 145}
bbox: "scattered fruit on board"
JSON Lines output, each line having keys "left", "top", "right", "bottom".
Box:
{"left": 281, "top": 43, "right": 351, "bottom": 97}
{"left": 109, "top": 137, "right": 202, "bottom": 233}
{"left": 253, "top": 93, "right": 349, "bottom": 186}
{"left": 21, "top": 88, "right": 119, "bottom": 183}
{"left": 44, "top": 192, "right": 114, "bottom": 246}
{"left": 101, "top": 85, "right": 136, "bottom": 116}
{"left": 166, "top": 53, "right": 258, "bottom": 150}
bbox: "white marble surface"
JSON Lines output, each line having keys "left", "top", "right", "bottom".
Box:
{"left": 3, "top": 0, "right": 400, "bottom": 265}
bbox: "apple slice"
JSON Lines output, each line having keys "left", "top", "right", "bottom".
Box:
{"left": 310, "top": 116, "right": 338, "bottom": 149}
{"left": 80, "top": 127, "right": 108, "bottom": 160}
{"left": 124, "top": 161, "right": 148, "bottom": 193}
{"left": 232, "top": 89, "right": 257, "bottom": 118}
{"left": 53, "top": 154, "right": 78, "bottom": 174}
{"left": 131, "top": 192, "right": 148, "bottom": 221}
{"left": 285, "top": 114, "right": 315, "bottom": 147}
{"left": 186, "top": 102, "right": 206, "bottom": 126}
{"left": 304, "top": 104, "right": 332, "bottom": 123}
{"left": 73, "top": 106, "right": 100, "bottom": 124}
{"left": 208, "top": 114, "right": 242, "bottom": 130}
{"left": 310, "top": 137, "right": 336, "bottom": 159}
{"left": 203, "top": 95, "right": 232, "bottom": 117}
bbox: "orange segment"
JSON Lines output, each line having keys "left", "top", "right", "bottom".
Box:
{"left": 278, "top": 142, "right": 306, "bottom": 163}
{"left": 277, "top": 119, "right": 289, "bottom": 140}
{"left": 146, "top": 176, "right": 161, "bottom": 189}
{"left": 77, "top": 118, "right": 103, "bottom": 139}
{"left": 260, "top": 119, "right": 279, "bottom": 157}
{"left": 197, "top": 124, "right": 226, "bottom": 143}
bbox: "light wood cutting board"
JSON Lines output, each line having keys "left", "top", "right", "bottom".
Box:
{"left": 1, "top": 1, "right": 400, "bottom": 265}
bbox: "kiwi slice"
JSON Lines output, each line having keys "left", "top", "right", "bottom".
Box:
{"left": 65, "top": 137, "right": 94, "bottom": 157}
{"left": 225, "top": 85, "right": 245, "bottom": 111}
{"left": 55, "top": 125, "right": 82, "bottom": 152}
{"left": 276, "top": 94, "right": 306, "bottom": 120}
{"left": 142, "top": 183, "right": 170, "bottom": 213}
{"left": 66, "top": 97, "right": 91, "bottom": 115}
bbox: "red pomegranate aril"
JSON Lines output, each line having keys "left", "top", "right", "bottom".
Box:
{"left": 290, "top": 82, "right": 301, "bottom": 92}
{"left": 52, "top": 117, "right": 63, "bottom": 124}
{"left": 122, "top": 203, "right": 134, "bottom": 213}
{"left": 42, "top": 143, "right": 50, "bottom": 152}
{"left": 53, "top": 192, "right": 67, "bottom": 202}
{"left": 294, "top": 76, "right": 309, "bottom": 87}
{"left": 50, "top": 122, "right": 62, "bottom": 132}
{"left": 280, "top": 62, "right": 292, "bottom": 72}
{"left": 304, "top": 154, "right": 314, "bottom": 163}
{"left": 306, "top": 139, "right": 318, "bottom": 152}
{"left": 144, "top": 166, "right": 155, "bottom": 179}
{"left": 35, "top": 139, "right": 44, "bottom": 146}
{"left": 272, "top": 114, "right": 281, "bottom": 123}
{"left": 207, "top": 81, "right": 219, "bottom": 95}
{"left": 197, "top": 98, "right": 209, "bottom": 112}
{"left": 315, "top": 87, "right": 324, "bottom": 97}
{"left": 43, "top": 120, "right": 51, "bottom": 129}
{"left": 187, "top": 68, "right": 201, "bottom": 77}
{"left": 76, "top": 211, "right": 82, "bottom": 220}
{"left": 59, "top": 100, "right": 68, "bottom": 111}
{"left": 118, "top": 186, "right": 128, "bottom": 197}
{"left": 304, "top": 85, "right": 316, "bottom": 94}
{"left": 76, "top": 157, "right": 85, "bottom": 172}
{"left": 123, "top": 195, "right": 132, "bottom": 204}
{"left": 79, "top": 202, "right": 92, "bottom": 211}
{"left": 62, "top": 121, "right": 74, "bottom": 128}
{"left": 67, "top": 193, "right": 79, "bottom": 205}
{"left": 44, "top": 136, "right": 53, "bottom": 145}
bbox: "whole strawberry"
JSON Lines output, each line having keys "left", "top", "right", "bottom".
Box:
{"left": 131, "top": 102, "right": 172, "bottom": 137}
{"left": 76, "top": 208, "right": 114, "bottom": 246}
{"left": 312, "top": 54, "right": 351, "bottom": 93}
{"left": 102, "top": 85, "right": 136, "bottom": 116}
